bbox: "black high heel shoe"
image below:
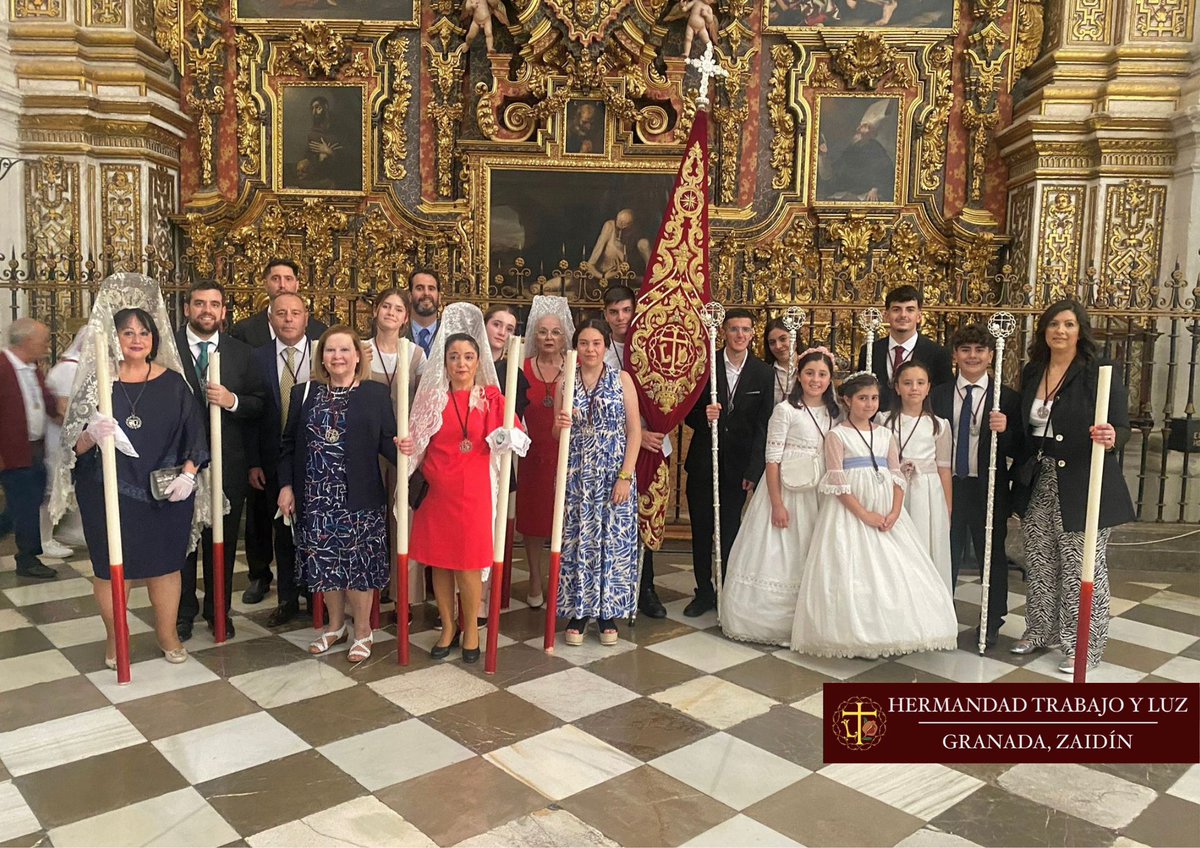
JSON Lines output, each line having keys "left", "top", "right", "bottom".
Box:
{"left": 462, "top": 642, "right": 481, "bottom": 664}
{"left": 431, "top": 632, "right": 460, "bottom": 660}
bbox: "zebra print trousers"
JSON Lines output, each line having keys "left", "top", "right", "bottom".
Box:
{"left": 1020, "top": 458, "right": 1112, "bottom": 667}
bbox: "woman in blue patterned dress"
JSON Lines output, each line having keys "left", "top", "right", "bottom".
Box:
{"left": 278, "top": 326, "right": 397, "bottom": 663}
{"left": 552, "top": 320, "right": 641, "bottom": 646}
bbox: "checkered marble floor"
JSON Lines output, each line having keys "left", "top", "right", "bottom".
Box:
{"left": 0, "top": 544, "right": 1197, "bottom": 848}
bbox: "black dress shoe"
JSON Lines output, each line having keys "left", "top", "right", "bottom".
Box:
{"left": 265, "top": 601, "right": 300, "bottom": 627}
{"left": 638, "top": 587, "right": 667, "bottom": 619}
{"left": 206, "top": 618, "right": 235, "bottom": 639}
{"left": 462, "top": 645, "right": 480, "bottom": 664}
{"left": 242, "top": 578, "right": 271, "bottom": 605}
{"left": 177, "top": 620, "right": 193, "bottom": 642}
{"left": 15, "top": 562, "right": 57, "bottom": 580}
{"left": 430, "top": 633, "right": 461, "bottom": 660}
{"left": 683, "top": 594, "right": 716, "bottom": 617}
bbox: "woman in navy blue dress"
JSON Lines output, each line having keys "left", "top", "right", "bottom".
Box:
{"left": 278, "top": 325, "right": 397, "bottom": 663}
{"left": 74, "top": 308, "right": 208, "bottom": 669}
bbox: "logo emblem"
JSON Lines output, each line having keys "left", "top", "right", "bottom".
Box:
{"left": 832, "top": 697, "right": 886, "bottom": 750}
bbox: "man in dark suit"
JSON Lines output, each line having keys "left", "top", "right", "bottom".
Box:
{"left": 245, "top": 293, "right": 320, "bottom": 625}
{"left": 683, "top": 309, "right": 774, "bottom": 617}
{"left": 0, "top": 319, "right": 60, "bottom": 579}
{"left": 407, "top": 267, "right": 441, "bottom": 357}
{"left": 176, "top": 282, "right": 266, "bottom": 641}
{"left": 931, "top": 323, "right": 1021, "bottom": 648}
{"left": 230, "top": 258, "right": 328, "bottom": 349}
{"left": 857, "top": 284, "right": 953, "bottom": 412}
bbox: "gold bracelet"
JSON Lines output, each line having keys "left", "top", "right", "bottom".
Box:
{"left": 617, "top": 470, "right": 633, "bottom": 481}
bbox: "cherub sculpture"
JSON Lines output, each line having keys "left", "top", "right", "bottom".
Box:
{"left": 665, "top": 0, "right": 720, "bottom": 58}
{"left": 458, "top": 0, "right": 510, "bottom": 54}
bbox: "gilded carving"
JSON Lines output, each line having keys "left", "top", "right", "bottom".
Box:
{"left": 543, "top": 0, "right": 635, "bottom": 43}
{"left": 826, "top": 213, "right": 886, "bottom": 281}
{"left": 1007, "top": 183, "right": 1035, "bottom": 281}
{"left": 917, "top": 41, "right": 953, "bottom": 194}
{"left": 830, "top": 33, "right": 898, "bottom": 90}
{"left": 148, "top": 165, "right": 176, "bottom": 276}
{"left": 101, "top": 165, "right": 143, "bottom": 272}
{"left": 153, "top": 0, "right": 181, "bottom": 60}
{"left": 963, "top": 5, "right": 1010, "bottom": 208}
{"left": 1132, "top": 0, "right": 1192, "bottom": 39}
{"left": 425, "top": 36, "right": 466, "bottom": 197}
{"left": 713, "top": 47, "right": 756, "bottom": 205}
{"left": 381, "top": 36, "right": 413, "bottom": 180}
{"left": 13, "top": 0, "right": 62, "bottom": 18}
{"left": 133, "top": 0, "right": 154, "bottom": 36}
{"left": 184, "top": 213, "right": 218, "bottom": 277}
{"left": 1037, "top": 186, "right": 1085, "bottom": 278}
{"left": 300, "top": 198, "right": 349, "bottom": 283}
{"left": 1101, "top": 179, "right": 1166, "bottom": 286}
{"left": 809, "top": 61, "right": 841, "bottom": 89}
{"left": 1012, "top": 0, "right": 1044, "bottom": 81}
{"left": 1069, "top": 0, "right": 1108, "bottom": 42}
{"left": 25, "top": 157, "right": 80, "bottom": 277}
{"left": 278, "top": 22, "right": 349, "bottom": 78}
{"left": 234, "top": 32, "right": 262, "bottom": 177}
{"left": 768, "top": 44, "right": 796, "bottom": 191}
{"left": 91, "top": 0, "right": 127, "bottom": 25}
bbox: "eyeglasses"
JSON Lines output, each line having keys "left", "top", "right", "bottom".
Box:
{"left": 536, "top": 329, "right": 564, "bottom": 338}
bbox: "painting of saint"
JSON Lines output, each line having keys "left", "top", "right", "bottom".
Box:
{"left": 488, "top": 169, "right": 674, "bottom": 296}
{"left": 234, "top": 0, "right": 416, "bottom": 23}
{"left": 766, "top": 0, "right": 954, "bottom": 29}
{"left": 280, "top": 86, "right": 364, "bottom": 194}
{"left": 815, "top": 97, "right": 899, "bottom": 204}
{"left": 566, "top": 100, "right": 605, "bottom": 155}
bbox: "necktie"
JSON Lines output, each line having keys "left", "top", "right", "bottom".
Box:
{"left": 891, "top": 344, "right": 905, "bottom": 376}
{"left": 280, "top": 346, "right": 296, "bottom": 432}
{"left": 196, "top": 341, "right": 210, "bottom": 385}
{"left": 956, "top": 385, "right": 974, "bottom": 478}
{"left": 418, "top": 328, "right": 432, "bottom": 355}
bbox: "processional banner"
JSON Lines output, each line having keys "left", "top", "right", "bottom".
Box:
{"left": 625, "top": 111, "right": 712, "bottom": 549}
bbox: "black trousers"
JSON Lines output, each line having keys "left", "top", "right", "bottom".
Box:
{"left": 243, "top": 482, "right": 275, "bottom": 584}
{"left": 686, "top": 470, "right": 748, "bottom": 598}
{"left": 639, "top": 548, "right": 655, "bottom": 593}
{"left": 0, "top": 442, "right": 46, "bottom": 571}
{"left": 180, "top": 488, "right": 246, "bottom": 624}
{"left": 949, "top": 475, "right": 1009, "bottom": 633}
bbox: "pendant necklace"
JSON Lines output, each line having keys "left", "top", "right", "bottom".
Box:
{"left": 893, "top": 411, "right": 924, "bottom": 463}
{"left": 325, "top": 384, "right": 351, "bottom": 443}
{"left": 374, "top": 338, "right": 397, "bottom": 387}
{"left": 534, "top": 355, "right": 563, "bottom": 408}
{"left": 848, "top": 420, "right": 884, "bottom": 482}
{"left": 1035, "top": 366, "right": 1069, "bottom": 423}
{"left": 450, "top": 388, "right": 473, "bottom": 453}
{"left": 117, "top": 362, "right": 152, "bottom": 430}
{"left": 577, "top": 365, "right": 605, "bottom": 438}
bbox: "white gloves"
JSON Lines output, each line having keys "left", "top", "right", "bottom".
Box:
{"left": 80, "top": 413, "right": 139, "bottom": 457}
{"left": 164, "top": 472, "right": 196, "bottom": 502}
{"left": 486, "top": 427, "right": 531, "bottom": 457}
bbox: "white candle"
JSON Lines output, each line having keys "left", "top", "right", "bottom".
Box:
{"left": 549, "top": 350, "right": 578, "bottom": 555}
{"left": 1080, "top": 365, "right": 1112, "bottom": 584}
{"left": 209, "top": 351, "right": 223, "bottom": 545}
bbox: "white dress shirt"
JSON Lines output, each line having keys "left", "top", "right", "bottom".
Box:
{"left": 724, "top": 350, "right": 746, "bottom": 409}
{"left": 952, "top": 373, "right": 988, "bottom": 477}
{"left": 186, "top": 326, "right": 239, "bottom": 411}
{"left": 4, "top": 349, "right": 46, "bottom": 441}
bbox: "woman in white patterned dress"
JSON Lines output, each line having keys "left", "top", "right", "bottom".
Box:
{"left": 877, "top": 360, "right": 953, "bottom": 592}
{"left": 791, "top": 372, "right": 958, "bottom": 658}
{"left": 721, "top": 348, "right": 838, "bottom": 646}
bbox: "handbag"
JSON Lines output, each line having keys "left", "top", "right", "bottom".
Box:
{"left": 149, "top": 465, "right": 184, "bottom": 501}
{"left": 780, "top": 454, "right": 820, "bottom": 491}
{"left": 409, "top": 468, "right": 430, "bottom": 510}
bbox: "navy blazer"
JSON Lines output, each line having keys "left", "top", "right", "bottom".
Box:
{"left": 1015, "top": 357, "right": 1136, "bottom": 532}
{"left": 278, "top": 380, "right": 398, "bottom": 519}
{"left": 857, "top": 334, "right": 954, "bottom": 412}
{"left": 930, "top": 376, "right": 1022, "bottom": 505}
{"left": 247, "top": 334, "right": 320, "bottom": 471}
{"left": 684, "top": 350, "right": 774, "bottom": 485}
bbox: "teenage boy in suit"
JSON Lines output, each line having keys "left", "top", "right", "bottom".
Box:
{"left": 858, "top": 285, "right": 954, "bottom": 411}
{"left": 683, "top": 309, "right": 774, "bottom": 617}
{"left": 931, "top": 323, "right": 1022, "bottom": 649}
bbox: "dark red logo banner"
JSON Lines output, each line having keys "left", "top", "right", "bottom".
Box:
{"left": 823, "top": 683, "right": 1200, "bottom": 764}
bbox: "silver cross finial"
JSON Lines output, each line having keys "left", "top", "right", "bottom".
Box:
{"left": 686, "top": 41, "right": 728, "bottom": 110}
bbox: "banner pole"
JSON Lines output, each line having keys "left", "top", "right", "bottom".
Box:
{"left": 980, "top": 312, "right": 1015, "bottom": 655}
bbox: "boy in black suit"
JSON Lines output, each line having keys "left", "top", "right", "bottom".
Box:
{"left": 683, "top": 308, "right": 774, "bottom": 617}
{"left": 931, "top": 324, "right": 1021, "bottom": 648}
{"left": 176, "top": 282, "right": 267, "bottom": 641}
{"left": 857, "top": 285, "right": 954, "bottom": 411}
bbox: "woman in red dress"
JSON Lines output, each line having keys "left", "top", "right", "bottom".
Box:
{"left": 516, "top": 296, "right": 574, "bottom": 608}
{"left": 400, "top": 305, "right": 527, "bottom": 662}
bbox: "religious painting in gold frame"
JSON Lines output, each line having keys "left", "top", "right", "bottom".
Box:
{"left": 763, "top": 0, "right": 957, "bottom": 32}
{"left": 478, "top": 158, "right": 677, "bottom": 299}
{"left": 564, "top": 99, "right": 607, "bottom": 156}
{"left": 812, "top": 94, "right": 902, "bottom": 206}
{"left": 232, "top": 0, "right": 418, "bottom": 27}
{"left": 274, "top": 83, "right": 369, "bottom": 196}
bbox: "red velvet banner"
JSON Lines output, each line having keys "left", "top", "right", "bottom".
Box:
{"left": 624, "top": 111, "right": 712, "bottom": 544}
{"left": 823, "top": 683, "right": 1200, "bottom": 764}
